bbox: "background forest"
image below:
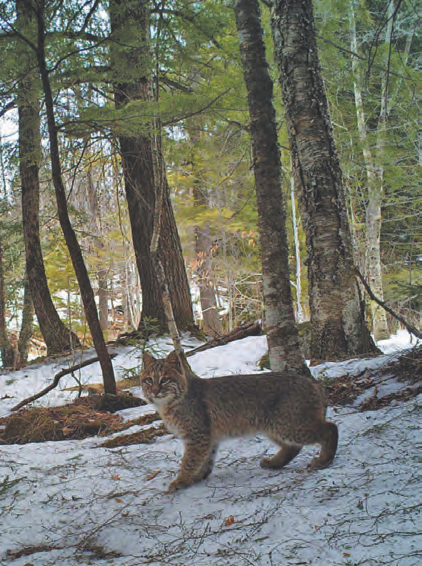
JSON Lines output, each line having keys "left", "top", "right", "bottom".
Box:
{"left": 0, "top": 0, "right": 420, "bottom": 372}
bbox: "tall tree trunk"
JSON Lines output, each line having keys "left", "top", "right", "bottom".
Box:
{"left": 35, "top": 1, "right": 116, "bottom": 394}
{"left": 17, "top": 278, "right": 34, "bottom": 365}
{"left": 190, "top": 133, "right": 222, "bottom": 338}
{"left": 349, "top": 0, "right": 389, "bottom": 340}
{"left": 290, "top": 156, "right": 304, "bottom": 323}
{"left": 86, "top": 154, "right": 109, "bottom": 332}
{"left": 271, "top": 0, "right": 379, "bottom": 363}
{"left": 109, "top": 0, "right": 195, "bottom": 335}
{"left": 194, "top": 220, "right": 223, "bottom": 338}
{"left": 16, "top": 0, "right": 80, "bottom": 356}
{"left": 0, "top": 236, "right": 16, "bottom": 368}
{"left": 234, "top": 0, "right": 308, "bottom": 375}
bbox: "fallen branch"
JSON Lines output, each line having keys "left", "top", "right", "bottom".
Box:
{"left": 355, "top": 267, "right": 421, "bottom": 339}
{"left": 11, "top": 353, "right": 118, "bottom": 412}
{"left": 186, "top": 321, "right": 262, "bottom": 357}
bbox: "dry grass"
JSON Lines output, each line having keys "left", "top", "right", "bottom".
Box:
{"left": 101, "top": 423, "right": 168, "bottom": 448}
{"left": 0, "top": 396, "right": 161, "bottom": 445}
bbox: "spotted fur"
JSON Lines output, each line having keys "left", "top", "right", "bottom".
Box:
{"left": 141, "top": 351, "right": 338, "bottom": 493}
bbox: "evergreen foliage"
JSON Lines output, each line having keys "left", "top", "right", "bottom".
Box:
{"left": 0, "top": 0, "right": 419, "bottom": 364}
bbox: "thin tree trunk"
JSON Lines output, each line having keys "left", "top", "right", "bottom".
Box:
{"left": 290, "top": 157, "right": 304, "bottom": 323}
{"left": 16, "top": 0, "right": 80, "bottom": 356}
{"left": 35, "top": 2, "right": 116, "bottom": 394}
{"left": 98, "top": 269, "right": 109, "bottom": 331}
{"left": 86, "top": 151, "right": 109, "bottom": 332}
{"left": 271, "top": 0, "right": 379, "bottom": 363}
{"left": 17, "top": 278, "right": 34, "bottom": 364}
{"left": 109, "top": 0, "right": 195, "bottom": 335}
{"left": 234, "top": 0, "right": 308, "bottom": 375}
{"left": 191, "top": 159, "right": 222, "bottom": 337}
{"left": 194, "top": 221, "right": 223, "bottom": 338}
{"left": 349, "top": 0, "right": 389, "bottom": 340}
{"left": 149, "top": 124, "right": 183, "bottom": 355}
{"left": 0, "top": 236, "right": 16, "bottom": 368}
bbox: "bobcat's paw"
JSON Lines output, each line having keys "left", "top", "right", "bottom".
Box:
{"left": 165, "top": 478, "right": 192, "bottom": 494}
{"left": 260, "top": 457, "right": 280, "bottom": 470}
{"left": 308, "top": 457, "right": 333, "bottom": 470}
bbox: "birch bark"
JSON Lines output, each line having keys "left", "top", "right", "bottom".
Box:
{"left": 235, "top": 0, "right": 308, "bottom": 374}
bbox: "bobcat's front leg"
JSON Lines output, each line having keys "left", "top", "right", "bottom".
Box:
{"left": 166, "top": 438, "right": 212, "bottom": 493}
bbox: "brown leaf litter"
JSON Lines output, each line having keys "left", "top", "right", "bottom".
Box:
{"left": 325, "top": 344, "right": 421, "bottom": 411}
{"left": 0, "top": 394, "right": 164, "bottom": 445}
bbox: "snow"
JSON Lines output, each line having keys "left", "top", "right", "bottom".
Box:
{"left": 0, "top": 330, "right": 421, "bottom": 565}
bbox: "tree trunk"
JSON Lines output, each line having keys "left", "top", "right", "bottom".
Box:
{"left": 16, "top": 0, "right": 80, "bottom": 356}
{"left": 349, "top": 1, "right": 389, "bottom": 340}
{"left": 17, "top": 278, "right": 34, "bottom": 364}
{"left": 109, "top": 0, "right": 195, "bottom": 335}
{"left": 86, "top": 150, "right": 109, "bottom": 332}
{"left": 234, "top": 0, "right": 308, "bottom": 375}
{"left": 36, "top": 2, "right": 116, "bottom": 394}
{"left": 290, "top": 156, "right": 304, "bottom": 323}
{"left": 194, "top": 221, "right": 223, "bottom": 338}
{"left": 271, "top": 0, "right": 379, "bottom": 363}
{"left": 0, "top": 236, "right": 16, "bottom": 368}
{"left": 191, "top": 156, "right": 222, "bottom": 337}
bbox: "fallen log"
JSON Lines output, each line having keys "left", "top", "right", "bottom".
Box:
{"left": 186, "top": 321, "right": 262, "bottom": 357}
{"left": 11, "top": 353, "right": 118, "bottom": 412}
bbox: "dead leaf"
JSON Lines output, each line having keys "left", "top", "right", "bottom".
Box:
{"left": 115, "top": 498, "right": 123, "bottom": 503}
{"left": 343, "top": 552, "right": 351, "bottom": 557}
{"left": 224, "top": 515, "right": 235, "bottom": 527}
{"left": 111, "top": 474, "right": 120, "bottom": 481}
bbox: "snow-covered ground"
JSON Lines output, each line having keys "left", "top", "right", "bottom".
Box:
{"left": 0, "top": 330, "right": 420, "bottom": 565}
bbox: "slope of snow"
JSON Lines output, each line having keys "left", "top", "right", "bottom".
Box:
{"left": 0, "top": 330, "right": 420, "bottom": 565}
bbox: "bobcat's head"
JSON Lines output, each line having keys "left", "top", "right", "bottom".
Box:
{"left": 141, "top": 351, "right": 188, "bottom": 407}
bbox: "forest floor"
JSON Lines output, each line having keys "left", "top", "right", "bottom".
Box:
{"left": 0, "top": 331, "right": 420, "bottom": 566}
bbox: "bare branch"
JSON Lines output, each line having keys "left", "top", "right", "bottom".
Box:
{"left": 355, "top": 267, "right": 421, "bottom": 339}
{"left": 11, "top": 353, "right": 118, "bottom": 411}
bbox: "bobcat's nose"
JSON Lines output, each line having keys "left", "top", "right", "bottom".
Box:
{"left": 151, "top": 385, "right": 160, "bottom": 396}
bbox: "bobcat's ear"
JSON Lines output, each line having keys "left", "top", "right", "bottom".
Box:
{"left": 142, "top": 352, "right": 156, "bottom": 370}
{"left": 165, "top": 350, "right": 181, "bottom": 369}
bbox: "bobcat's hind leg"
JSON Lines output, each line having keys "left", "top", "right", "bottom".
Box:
{"left": 260, "top": 442, "right": 303, "bottom": 470}
{"left": 309, "top": 421, "right": 338, "bottom": 469}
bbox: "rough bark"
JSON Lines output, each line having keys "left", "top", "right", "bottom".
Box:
{"left": 235, "top": 0, "right": 308, "bottom": 374}
{"left": 109, "top": 0, "right": 195, "bottom": 335}
{"left": 17, "top": 279, "right": 34, "bottom": 364}
{"left": 271, "top": 0, "right": 379, "bottom": 363}
{"left": 36, "top": 2, "right": 116, "bottom": 394}
{"left": 17, "top": 0, "right": 80, "bottom": 356}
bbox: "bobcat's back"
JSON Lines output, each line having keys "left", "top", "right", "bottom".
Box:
{"left": 140, "top": 351, "right": 338, "bottom": 492}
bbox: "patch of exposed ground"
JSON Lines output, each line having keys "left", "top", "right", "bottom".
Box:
{"left": 324, "top": 344, "right": 421, "bottom": 410}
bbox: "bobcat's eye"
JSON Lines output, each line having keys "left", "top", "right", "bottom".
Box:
{"left": 144, "top": 377, "right": 153, "bottom": 385}
{"left": 160, "top": 377, "right": 169, "bottom": 385}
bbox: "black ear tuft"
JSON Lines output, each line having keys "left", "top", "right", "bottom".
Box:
{"left": 142, "top": 352, "right": 156, "bottom": 369}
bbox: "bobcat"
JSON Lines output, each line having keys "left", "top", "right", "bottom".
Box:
{"left": 141, "top": 351, "right": 338, "bottom": 493}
